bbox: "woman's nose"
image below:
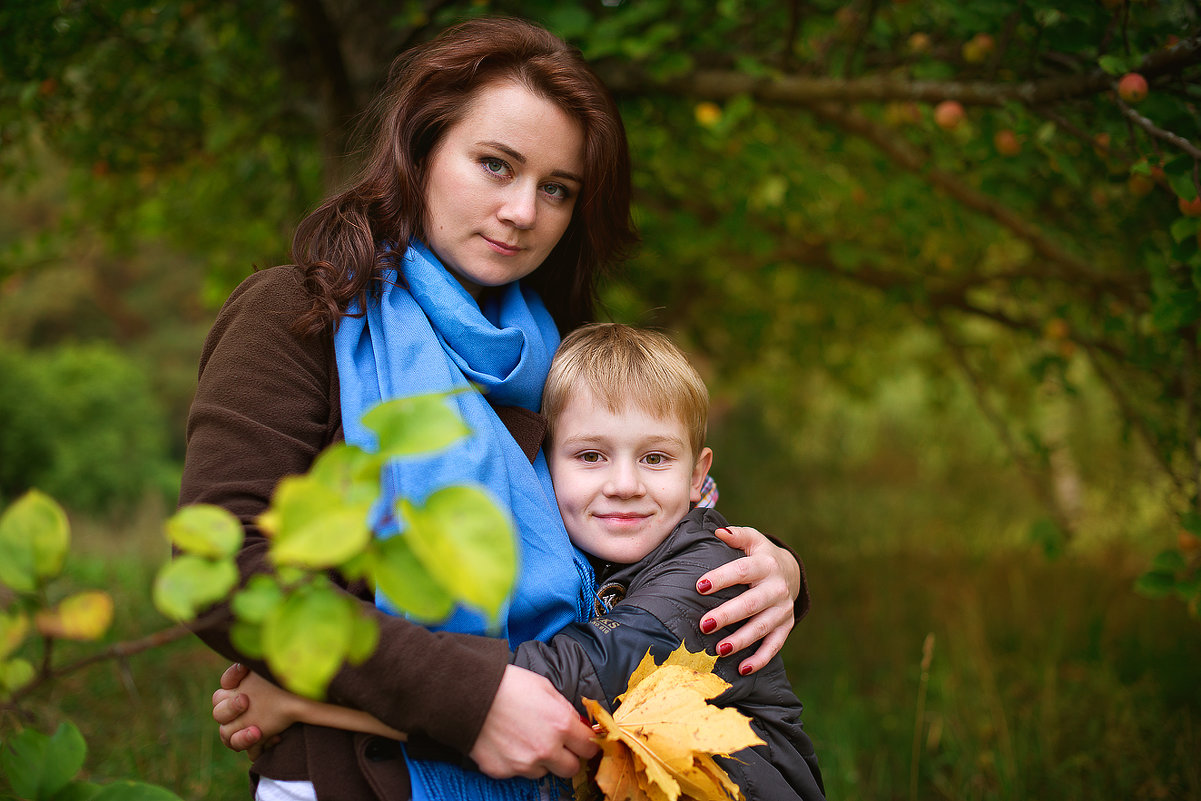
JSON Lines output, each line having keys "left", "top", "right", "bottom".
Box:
{"left": 498, "top": 186, "right": 538, "bottom": 229}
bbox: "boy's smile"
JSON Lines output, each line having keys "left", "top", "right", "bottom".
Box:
{"left": 547, "top": 387, "right": 712, "bottom": 564}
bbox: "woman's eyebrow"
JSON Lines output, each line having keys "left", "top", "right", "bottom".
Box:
{"left": 478, "top": 140, "right": 584, "bottom": 184}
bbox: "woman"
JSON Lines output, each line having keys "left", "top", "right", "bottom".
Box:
{"left": 185, "top": 16, "right": 805, "bottom": 801}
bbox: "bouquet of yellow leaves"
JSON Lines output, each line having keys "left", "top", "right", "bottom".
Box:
{"left": 574, "top": 642, "right": 765, "bottom": 801}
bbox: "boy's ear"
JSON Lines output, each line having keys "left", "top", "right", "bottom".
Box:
{"left": 689, "top": 447, "right": 714, "bottom": 503}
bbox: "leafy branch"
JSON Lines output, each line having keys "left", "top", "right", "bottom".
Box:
{"left": 2, "top": 391, "right": 519, "bottom": 798}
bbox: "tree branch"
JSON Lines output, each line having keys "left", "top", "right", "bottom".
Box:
{"left": 1078, "top": 341, "right": 1188, "bottom": 500}
{"left": 931, "top": 313, "right": 1077, "bottom": 539}
{"left": 804, "top": 103, "right": 1113, "bottom": 289}
{"left": 5, "top": 607, "right": 231, "bottom": 708}
{"left": 599, "top": 35, "right": 1201, "bottom": 107}
{"left": 1113, "top": 95, "right": 1201, "bottom": 160}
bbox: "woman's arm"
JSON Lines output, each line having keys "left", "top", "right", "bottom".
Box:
{"left": 214, "top": 662, "right": 597, "bottom": 779}
{"left": 182, "top": 268, "right": 510, "bottom": 758}
{"left": 696, "top": 526, "right": 806, "bottom": 676}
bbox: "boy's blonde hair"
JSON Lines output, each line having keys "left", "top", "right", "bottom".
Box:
{"left": 542, "top": 323, "right": 709, "bottom": 456}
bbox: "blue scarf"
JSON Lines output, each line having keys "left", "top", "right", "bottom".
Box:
{"left": 333, "top": 240, "right": 593, "bottom": 801}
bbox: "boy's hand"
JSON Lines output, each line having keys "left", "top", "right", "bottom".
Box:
{"left": 211, "top": 663, "right": 282, "bottom": 756}
{"left": 695, "top": 526, "right": 801, "bottom": 676}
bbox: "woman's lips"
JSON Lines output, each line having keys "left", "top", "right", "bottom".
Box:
{"left": 482, "top": 235, "right": 521, "bottom": 255}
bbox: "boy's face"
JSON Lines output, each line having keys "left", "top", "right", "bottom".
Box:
{"left": 547, "top": 387, "right": 713, "bottom": 564}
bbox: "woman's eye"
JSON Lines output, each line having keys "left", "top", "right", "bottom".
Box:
{"left": 542, "top": 183, "right": 571, "bottom": 200}
{"left": 482, "top": 158, "right": 510, "bottom": 177}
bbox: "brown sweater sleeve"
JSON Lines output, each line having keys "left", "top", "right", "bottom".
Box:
{"left": 178, "top": 265, "right": 512, "bottom": 755}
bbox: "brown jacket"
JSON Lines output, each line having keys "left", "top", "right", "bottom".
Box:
{"left": 180, "top": 265, "right": 542, "bottom": 799}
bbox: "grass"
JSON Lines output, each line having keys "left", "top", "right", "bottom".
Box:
{"left": 792, "top": 548, "right": 1201, "bottom": 801}
{"left": 4, "top": 500, "right": 1198, "bottom": 801}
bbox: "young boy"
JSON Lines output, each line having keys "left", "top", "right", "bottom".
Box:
{"left": 219, "top": 323, "right": 825, "bottom": 800}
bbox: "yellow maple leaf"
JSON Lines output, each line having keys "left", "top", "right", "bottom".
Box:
{"left": 580, "top": 642, "right": 765, "bottom": 801}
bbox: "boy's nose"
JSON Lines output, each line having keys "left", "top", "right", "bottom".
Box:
{"left": 604, "top": 462, "right": 644, "bottom": 497}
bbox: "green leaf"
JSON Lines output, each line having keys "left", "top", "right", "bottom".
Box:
{"left": 1182, "top": 512, "right": 1201, "bottom": 536}
{"left": 1171, "top": 216, "right": 1201, "bottom": 244}
{"left": 263, "top": 585, "right": 353, "bottom": 698}
{"left": 230, "top": 575, "right": 284, "bottom": 625}
{"left": 399, "top": 485, "right": 517, "bottom": 623}
{"left": 308, "top": 444, "right": 383, "bottom": 505}
{"left": 0, "top": 489, "right": 70, "bottom": 591}
{"left": 0, "top": 611, "right": 29, "bottom": 660}
{"left": 0, "top": 722, "right": 86, "bottom": 800}
{"left": 165, "top": 504, "right": 243, "bottom": 559}
{"left": 152, "top": 555, "right": 238, "bottom": 621}
{"left": 49, "top": 779, "right": 102, "bottom": 801}
{"left": 267, "top": 475, "right": 372, "bottom": 569}
{"left": 89, "top": 780, "right": 184, "bottom": 801}
{"left": 229, "top": 620, "right": 265, "bottom": 660}
{"left": 1166, "top": 166, "right": 1198, "bottom": 202}
{"left": 1, "top": 658, "right": 35, "bottom": 696}
{"left": 1151, "top": 549, "right": 1186, "bottom": 572}
{"left": 362, "top": 395, "right": 471, "bottom": 459}
{"left": 1135, "top": 570, "right": 1176, "bottom": 599}
{"left": 1097, "top": 54, "right": 1132, "bottom": 75}
{"left": 346, "top": 612, "right": 379, "bottom": 665}
{"left": 371, "top": 536, "right": 455, "bottom": 622}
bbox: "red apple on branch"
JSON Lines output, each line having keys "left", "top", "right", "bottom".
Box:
{"left": 1117, "top": 73, "right": 1148, "bottom": 103}
{"left": 934, "top": 101, "right": 965, "bottom": 130}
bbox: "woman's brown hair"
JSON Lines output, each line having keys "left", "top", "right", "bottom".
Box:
{"left": 291, "top": 16, "right": 637, "bottom": 335}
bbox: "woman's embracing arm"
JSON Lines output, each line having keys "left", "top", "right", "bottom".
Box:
{"left": 696, "top": 525, "right": 808, "bottom": 676}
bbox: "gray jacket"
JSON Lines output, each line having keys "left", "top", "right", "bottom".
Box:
{"left": 514, "top": 507, "right": 825, "bottom": 801}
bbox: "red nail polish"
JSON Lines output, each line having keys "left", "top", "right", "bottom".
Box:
{"left": 697, "top": 578, "right": 712, "bottom": 593}
{"left": 700, "top": 618, "right": 717, "bottom": 634}
{"left": 718, "top": 642, "right": 732, "bottom": 657}
{"left": 739, "top": 664, "right": 753, "bottom": 676}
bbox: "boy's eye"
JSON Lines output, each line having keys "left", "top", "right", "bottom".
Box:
{"left": 644, "top": 453, "right": 664, "bottom": 465}
{"left": 580, "top": 452, "right": 601, "bottom": 463}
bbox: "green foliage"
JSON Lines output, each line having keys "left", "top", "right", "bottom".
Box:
{"left": 0, "top": 722, "right": 181, "bottom": 801}
{"left": 1, "top": 393, "right": 518, "bottom": 792}
{"left": 160, "top": 392, "right": 517, "bottom": 697}
{"left": 0, "top": 492, "right": 182, "bottom": 798}
{"left": 0, "top": 344, "right": 170, "bottom": 515}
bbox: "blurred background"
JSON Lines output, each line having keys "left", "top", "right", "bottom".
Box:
{"left": 1, "top": 0, "right": 1200, "bottom": 798}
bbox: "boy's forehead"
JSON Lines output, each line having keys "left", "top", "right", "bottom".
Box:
{"left": 559, "top": 388, "right": 681, "bottom": 429}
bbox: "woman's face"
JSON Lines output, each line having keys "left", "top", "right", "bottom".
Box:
{"left": 422, "top": 80, "right": 585, "bottom": 297}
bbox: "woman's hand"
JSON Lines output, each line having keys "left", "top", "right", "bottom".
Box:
{"left": 469, "top": 664, "right": 598, "bottom": 780}
{"left": 696, "top": 526, "right": 802, "bottom": 676}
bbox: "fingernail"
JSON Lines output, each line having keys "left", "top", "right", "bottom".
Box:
{"left": 717, "top": 642, "right": 733, "bottom": 657}
{"left": 697, "top": 578, "right": 712, "bottom": 593}
{"left": 700, "top": 618, "right": 717, "bottom": 634}
{"left": 739, "top": 664, "right": 753, "bottom": 676}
